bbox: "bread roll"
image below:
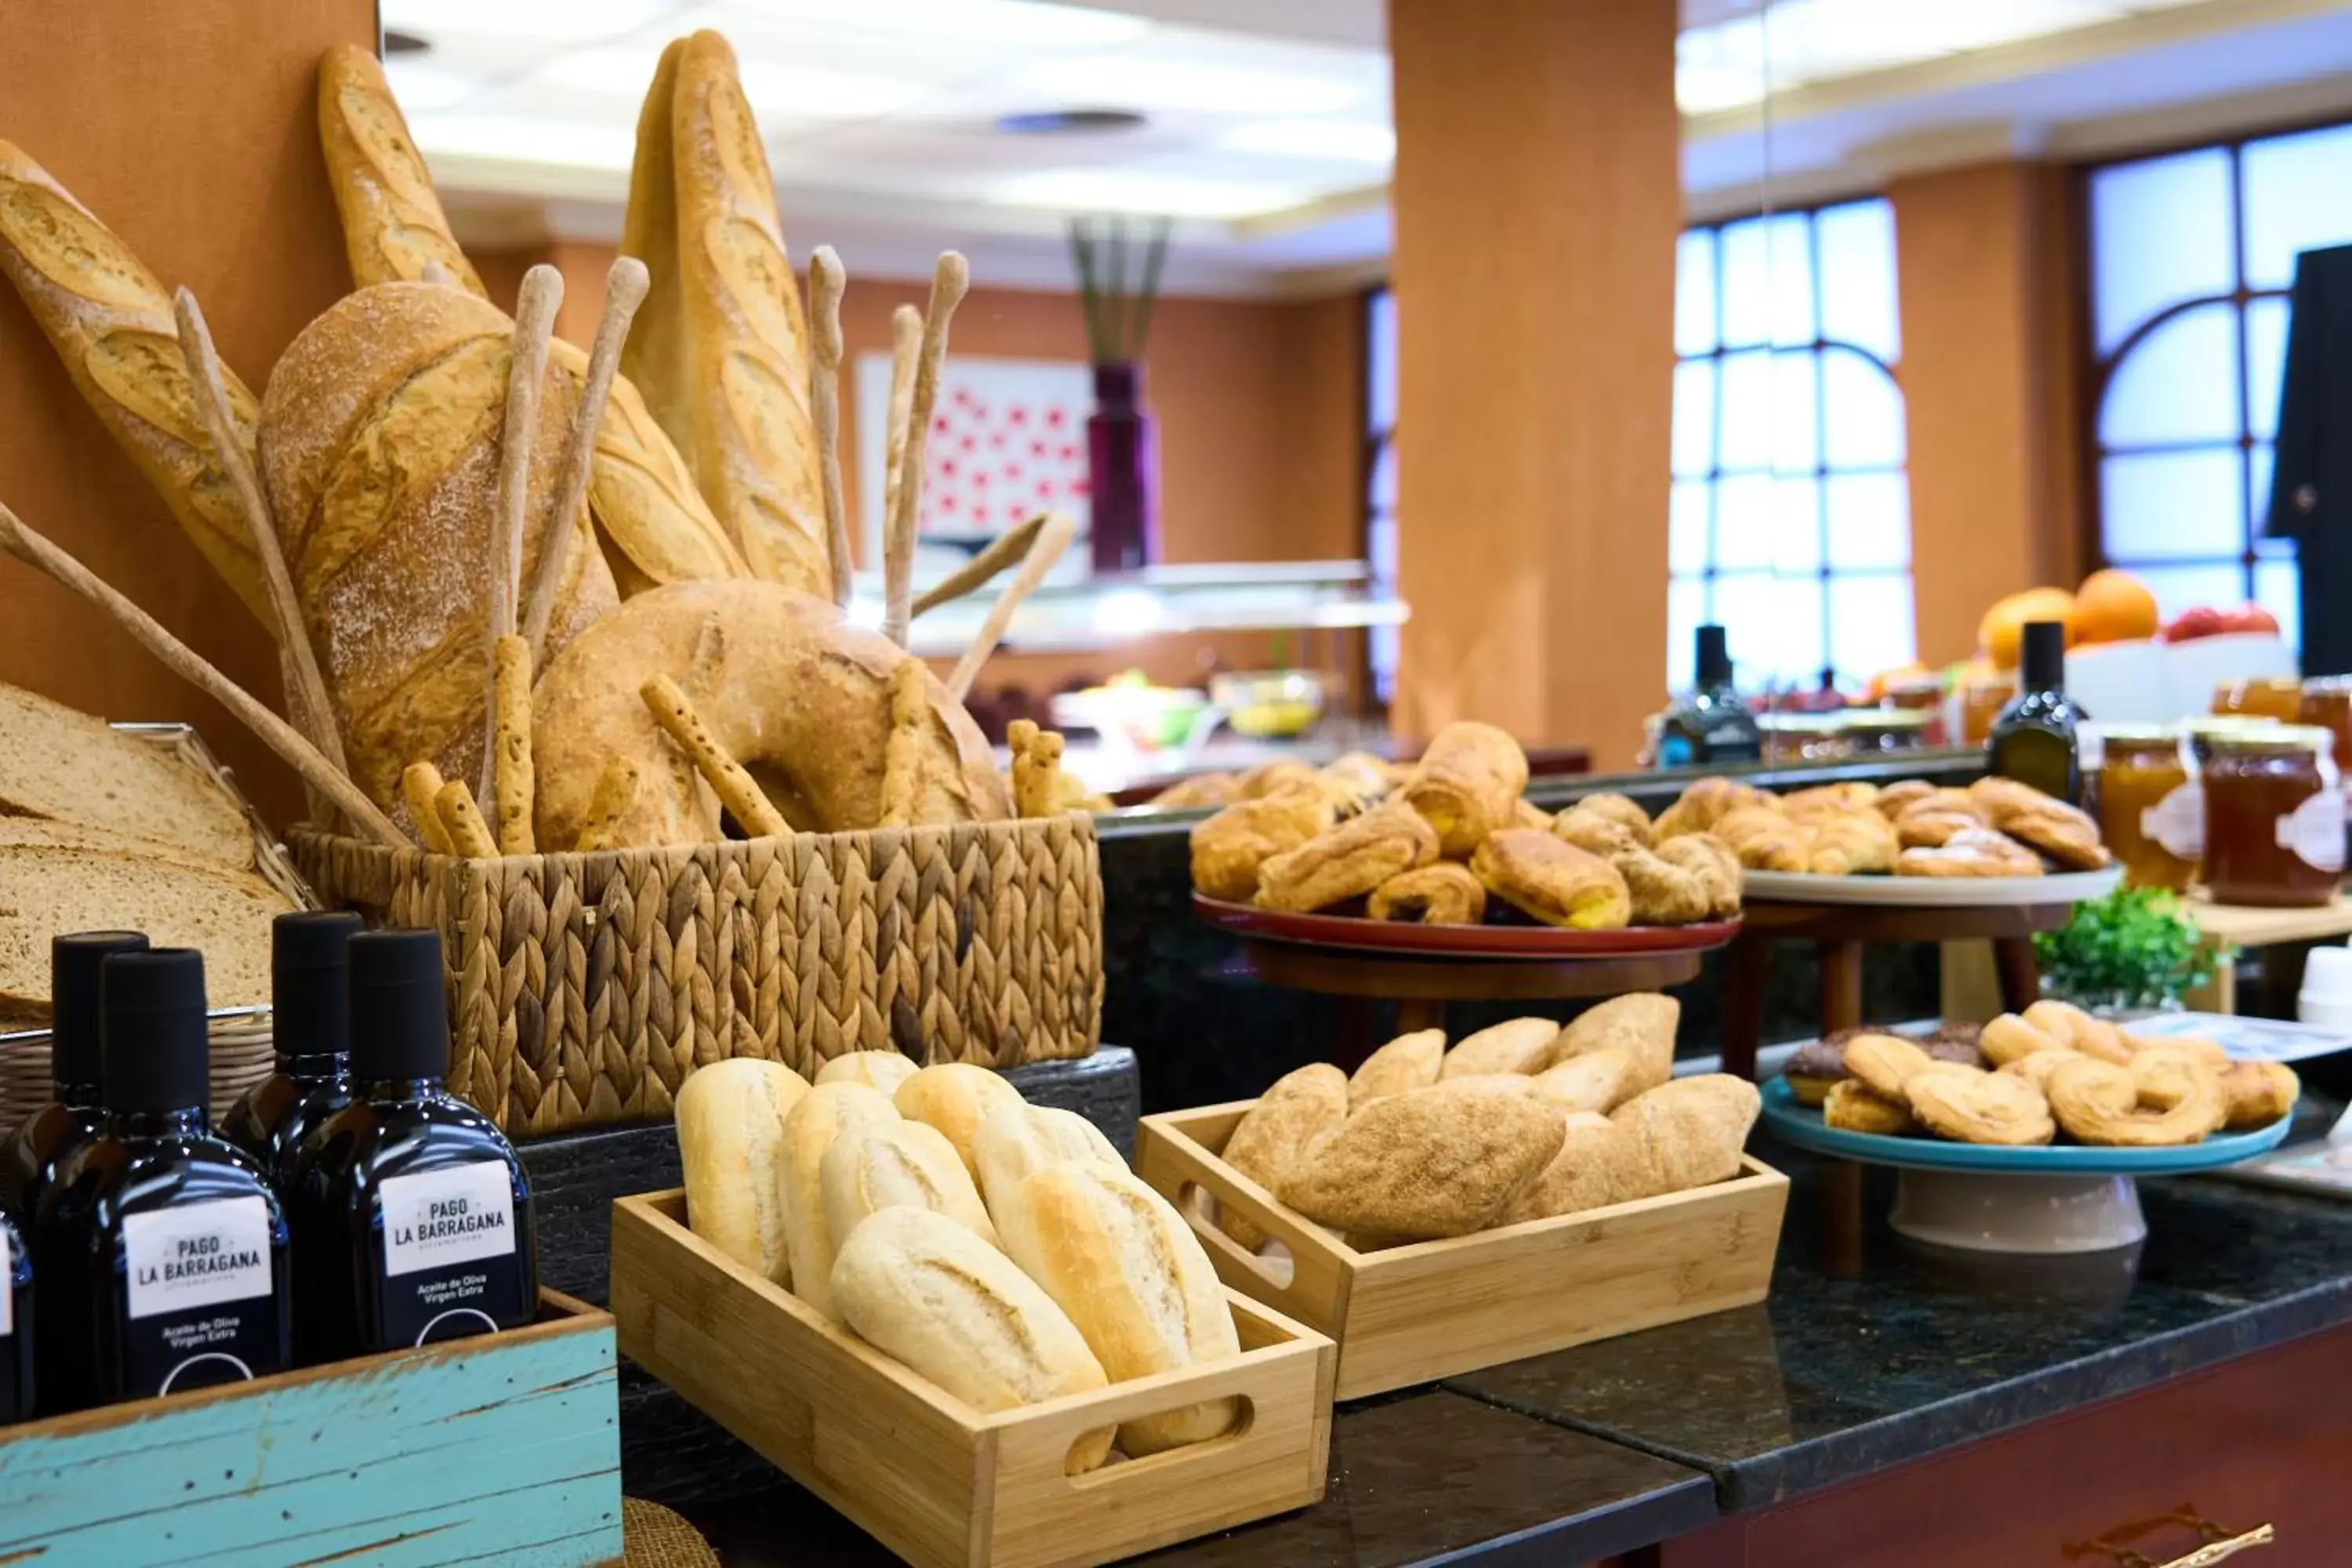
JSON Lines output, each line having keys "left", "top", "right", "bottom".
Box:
{"left": 1349, "top": 1029, "right": 1443, "bottom": 1107}
{"left": 1400, "top": 721, "right": 1530, "bottom": 856}
{"left": 1497, "top": 1112, "right": 1643, "bottom": 1224}
{"left": 830, "top": 1207, "right": 1112, "bottom": 1471}
{"left": 895, "top": 1063, "right": 1025, "bottom": 1179}
{"left": 0, "top": 140, "right": 270, "bottom": 620}
{"left": 817, "top": 1051, "right": 921, "bottom": 1098}
{"left": 1608, "top": 1075, "right": 1759, "bottom": 1197}
{"left": 1554, "top": 994, "right": 1679, "bottom": 1097}
{"left": 1529, "top": 1048, "right": 1635, "bottom": 1114}
{"left": 1443, "top": 1018, "right": 1561, "bottom": 1078}
{"left": 973, "top": 1103, "right": 1125, "bottom": 1218}
{"left": 1217, "top": 1063, "right": 1346, "bottom": 1251}
{"left": 675, "top": 1057, "right": 810, "bottom": 1286}
{"left": 779, "top": 1082, "right": 900, "bottom": 1319}
{"left": 820, "top": 1120, "right": 996, "bottom": 1250}
{"left": 991, "top": 1163, "right": 1241, "bottom": 1454}
{"left": 1278, "top": 1083, "right": 1564, "bottom": 1240}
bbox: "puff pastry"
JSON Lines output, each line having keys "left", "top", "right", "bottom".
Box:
{"left": 1470, "top": 829, "right": 1632, "bottom": 930}
{"left": 1552, "top": 806, "right": 1642, "bottom": 858}
{"left": 1400, "top": 720, "right": 1530, "bottom": 856}
{"left": 1254, "top": 801, "right": 1439, "bottom": 913}
{"left": 1612, "top": 846, "right": 1715, "bottom": 926}
{"left": 1895, "top": 827, "right": 2043, "bottom": 878}
{"left": 1714, "top": 806, "right": 1809, "bottom": 873}
{"left": 1367, "top": 862, "right": 1487, "bottom": 924}
{"left": 1653, "top": 776, "right": 1774, "bottom": 840}
{"left": 1824, "top": 1078, "right": 1915, "bottom": 1135}
{"left": 1189, "top": 787, "right": 1336, "bottom": 902}
{"left": 1873, "top": 780, "right": 1936, "bottom": 819}
{"left": 1781, "top": 782, "right": 1880, "bottom": 820}
{"left": 1906, "top": 1070, "right": 2055, "bottom": 1146}
{"left": 1655, "top": 833, "right": 1743, "bottom": 916}
{"left": 1969, "top": 777, "right": 2110, "bottom": 869}
{"left": 2045, "top": 1054, "right": 2220, "bottom": 1146}
{"left": 2220, "top": 1060, "right": 2299, "bottom": 1130}
{"left": 1573, "top": 792, "right": 1653, "bottom": 844}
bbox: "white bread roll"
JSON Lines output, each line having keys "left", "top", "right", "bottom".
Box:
{"left": 991, "top": 1163, "right": 1241, "bottom": 1454}
{"left": 820, "top": 1120, "right": 997, "bottom": 1250}
{"left": 817, "top": 1051, "right": 921, "bottom": 1098}
{"left": 674, "top": 1058, "right": 810, "bottom": 1287}
{"left": 895, "top": 1063, "right": 1025, "bottom": 1178}
{"left": 972, "top": 1103, "right": 1125, "bottom": 1219}
{"left": 780, "top": 1082, "right": 899, "bottom": 1319}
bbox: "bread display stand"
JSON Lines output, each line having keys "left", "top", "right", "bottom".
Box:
{"left": 610, "top": 1188, "right": 1335, "bottom": 1568}
{"left": 1134, "top": 1100, "right": 1788, "bottom": 1400}
{"left": 0, "top": 1291, "right": 619, "bottom": 1564}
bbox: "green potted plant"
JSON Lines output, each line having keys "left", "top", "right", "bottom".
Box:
{"left": 2033, "top": 887, "right": 2227, "bottom": 1015}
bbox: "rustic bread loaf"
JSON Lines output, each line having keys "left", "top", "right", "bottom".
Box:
{"left": 1607, "top": 1074, "right": 1760, "bottom": 1196}
{"left": 1497, "top": 1112, "right": 1645, "bottom": 1225}
{"left": 0, "top": 682, "right": 252, "bottom": 865}
{"left": 1348, "top": 1029, "right": 1444, "bottom": 1107}
{"left": 0, "top": 140, "right": 270, "bottom": 621}
{"left": 778, "top": 1081, "right": 900, "bottom": 1321}
{"left": 674, "top": 1057, "right": 808, "bottom": 1287}
{"left": 1553, "top": 993, "right": 1679, "bottom": 1097}
{"left": 819, "top": 1119, "right": 997, "bottom": 1250}
{"left": 0, "top": 844, "right": 291, "bottom": 1015}
{"left": 1442, "top": 1017, "right": 1562, "bottom": 1077}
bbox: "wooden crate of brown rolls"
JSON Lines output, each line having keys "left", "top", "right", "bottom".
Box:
{"left": 1134, "top": 996, "right": 1789, "bottom": 1400}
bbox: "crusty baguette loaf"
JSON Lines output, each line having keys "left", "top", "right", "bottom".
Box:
{"left": 815, "top": 1050, "right": 921, "bottom": 1098}
{"left": 0, "top": 681, "right": 252, "bottom": 865}
{"left": 893, "top": 1062, "right": 1026, "bottom": 1179}
{"left": 829, "top": 1207, "right": 1112, "bottom": 1470}
{"left": 819, "top": 1120, "right": 997, "bottom": 1250}
{"left": 0, "top": 844, "right": 292, "bottom": 1015}
{"left": 990, "top": 1163, "right": 1242, "bottom": 1454}
{"left": 1216, "top": 1063, "right": 1345, "bottom": 1251}
{"left": 779, "top": 1081, "right": 899, "bottom": 1320}
{"left": 258, "top": 281, "right": 620, "bottom": 822}
{"left": 0, "top": 140, "right": 270, "bottom": 621}
{"left": 972, "top": 1103, "right": 1127, "bottom": 1219}
{"left": 620, "top": 31, "right": 832, "bottom": 596}
{"left": 315, "top": 45, "right": 486, "bottom": 295}
{"left": 675, "top": 1057, "right": 809, "bottom": 1287}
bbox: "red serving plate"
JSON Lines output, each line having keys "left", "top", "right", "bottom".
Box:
{"left": 1191, "top": 893, "right": 1742, "bottom": 957}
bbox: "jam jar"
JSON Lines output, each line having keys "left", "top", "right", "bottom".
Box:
{"left": 2212, "top": 676, "right": 2303, "bottom": 724}
{"left": 2096, "top": 725, "right": 2198, "bottom": 891}
{"left": 2201, "top": 724, "right": 2346, "bottom": 907}
{"left": 2301, "top": 676, "right": 2352, "bottom": 777}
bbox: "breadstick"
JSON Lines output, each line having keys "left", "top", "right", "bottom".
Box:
{"left": 946, "top": 512, "right": 1076, "bottom": 702}
{"left": 881, "top": 303, "right": 921, "bottom": 589}
{"left": 170, "top": 289, "right": 347, "bottom": 777}
{"left": 807, "top": 246, "right": 854, "bottom": 610}
{"left": 492, "top": 634, "right": 535, "bottom": 855}
{"left": 572, "top": 757, "right": 641, "bottom": 854}
{"left": 0, "top": 498, "right": 405, "bottom": 848}
{"left": 401, "top": 762, "right": 456, "bottom": 855}
{"left": 639, "top": 674, "right": 788, "bottom": 840}
{"left": 877, "top": 659, "right": 928, "bottom": 828}
{"left": 1006, "top": 718, "right": 1038, "bottom": 815}
{"left": 434, "top": 779, "right": 499, "bottom": 858}
{"left": 1014, "top": 730, "right": 1065, "bottom": 819}
{"left": 911, "top": 514, "right": 1045, "bottom": 619}
{"left": 884, "top": 256, "right": 968, "bottom": 646}
{"left": 523, "top": 255, "right": 648, "bottom": 661}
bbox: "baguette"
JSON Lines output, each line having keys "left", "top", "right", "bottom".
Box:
{"left": 674, "top": 1057, "right": 810, "bottom": 1287}
{"left": 829, "top": 1207, "right": 1111, "bottom": 1471}
{"left": 1216, "top": 1063, "right": 1346, "bottom": 1252}
{"left": 0, "top": 140, "right": 270, "bottom": 621}
{"left": 315, "top": 44, "right": 486, "bottom": 295}
{"left": 895, "top": 1062, "right": 1026, "bottom": 1179}
{"left": 990, "top": 1163, "right": 1242, "bottom": 1454}
{"left": 815, "top": 1051, "right": 921, "bottom": 1098}
{"left": 972, "top": 1103, "right": 1127, "bottom": 1219}
{"left": 819, "top": 1120, "right": 997, "bottom": 1251}
{"left": 779, "top": 1082, "right": 900, "bottom": 1320}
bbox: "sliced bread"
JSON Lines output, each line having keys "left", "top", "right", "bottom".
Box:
{"left": 0, "top": 683, "right": 252, "bottom": 866}
{"left": 0, "top": 844, "right": 292, "bottom": 1014}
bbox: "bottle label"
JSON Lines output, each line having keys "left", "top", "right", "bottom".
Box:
{"left": 1657, "top": 735, "right": 1694, "bottom": 768}
{"left": 2141, "top": 782, "right": 2205, "bottom": 860}
{"left": 120, "top": 1196, "right": 278, "bottom": 1396}
{"left": 2277, "top": 789, "right": 2349, "bottom": 874}
{"left": 0, "top": 1227, "right": 10, "bottom": 1338}
{"left": 377, "top": 1161, "right": 525, "bottom": 1348}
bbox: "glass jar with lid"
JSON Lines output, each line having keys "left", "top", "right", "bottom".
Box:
{"left": 2213, "top": 676, "right": 2303, "bottom": 724}
{"left": 2097, "top": 725, "right": 2198, "bottom": 891}
{"left": 2301, "top": 676, "right": 2352, "bottom": 777}
{"left": 2201, "top": 724, "right": 2346, "bottom": 907}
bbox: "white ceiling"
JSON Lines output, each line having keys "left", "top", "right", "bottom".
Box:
{"left": 389, "top": 0, "right": 2352, "bottom": 297}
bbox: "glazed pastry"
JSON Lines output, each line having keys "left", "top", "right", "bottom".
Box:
{"left": 1653, "top": 833, "right": 1743, "bottom": 916}
{"left": 1573, "top": 793, "right": 1653, "bottom": 844}
{"left": 1969, "top": 777, "right": 2111, "bottom": 869}
{"left": 1612, "top": 846, "right": 1714, "bottom": 925}
{"left": 1804, "top": 810, "right": 1899, "bottom": 875}
{"left": 2046, "top": 1055, "right": 2220, "bottom": 1146}
{"left": 2220, "top": 1060, "right": 2299, "bottom": 1130}
{"left": 1653, "top": 776, "right": 1773, "bottom": 840}
{"left": 1401, "top": 721, "right": 1530, "bottom": 857}
{"left": 1153, "top": 772, "right": 1240, "bottom": 811}
{"left": 1444, "top": 1016, "right": 1563, "bottom": 1078}
{"left": 1552, "top": 806, "right": 1642, "bottom": 858}
{"left": 1907, "top": 1071, "right": 2056, "bottom": 1146}
{"left": 1348, "top": 1029, "right": 1444, "bottom": 1108}
{"left": 1841, "top": 1033, "right": 1940, "bottom": 1099}
{"left": 1781, "top": 782, "right": 1880, "bottom": 820}
{"left": 1824, "top": 1078, "right": 1915, "bottom": 1135}
{"left": 1713, "top": 806, "right": 1808, "bottom": 873}
{"left": 1873, "top": 780, "right": 1936, "bottom": 819}
{"left": 1190, "top": 787, "right": 1338, "bottom": 902}
{"left": 1470, "top": 829, "right": 1632, "bottom": 930}
{"left": 1895, "top": 828, "right": 2044, "bottom": 878}
{"left": 1367, "top": 862, "right": 1487, "bottom": 924}
{"left": 1979, "top": 1013, "right": 2071, "bottom": 1067}
{"left": 1254, "top": 800, "right": 1440, "bottom": 914}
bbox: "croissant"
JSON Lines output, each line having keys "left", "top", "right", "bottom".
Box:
{"left": 1400, "top": 721, "right": 1530, "bottom": 856}
{"left": 1653, "top": 776, "right": 1773, "bottom": 840}
{"left": 1611, "top": 846, "right": 1714, "bottom": 925}
{"left": 1367, "top": 862, "right": 1486, "bottom": 924}
{"left": 1653, "top": 833, "right": 1742, "bottom": 916}
{"left": 1573, "top": 792, "right": 1653, "bottom": 844}
{"left": 1873, "top": 780, "right": 1937, "bottom": 819}
{"left": 1254, "top": 801, "right": 1439, "bottom": 913}
{"left": 1470, "top": 829, "right": 1631, "bottom": 930}
{"left": 1895, "top": 827, "right": 2043, "bottom": 878}
{"left": 1781, "top": 782, "right": 1880, "bottom": 820}
{"left": 1973, "top": 782, "right": 2110, "bottom": 870}
{"left": 1804, "top": 810, "right": 1898, "bottom": 875}
{"left": 1552, "top": 805, "right": 1642, "bottom": 858}
{"left": 1714, "top": 806, "right": 1808, "bottom": 873}
{"left": 1190, "top": 787, "right": 1336, "bottom": 902}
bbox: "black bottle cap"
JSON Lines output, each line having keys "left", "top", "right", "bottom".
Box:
{"left": 348, "top": 929, "right": 451, "bottom": 1083}
{"left": 273, "top": 911, "right": 362, "bottom": 1065}
{"left": 50, "top": 931, "right": 149, "bottom": 1091}
{"left": 2020, "top": 620, "right": 2067, "bottom": 691}
{"left": 1696, "top": 623, "right": 1733, "bottom": 688}
{"left": 101, "top": 949, "right": 209, "bottom": 1114}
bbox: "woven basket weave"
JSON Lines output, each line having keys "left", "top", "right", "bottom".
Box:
{"left": 289, "top": 815, "right": 1104, "bottom": 1138}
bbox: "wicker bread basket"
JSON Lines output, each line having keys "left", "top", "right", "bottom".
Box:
{"left": 290, "top": 814, "right": 1105, "bottom": 1138}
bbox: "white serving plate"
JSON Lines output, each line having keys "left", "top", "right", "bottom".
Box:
{"left": 1741, "top": 864, "right": 2125, "bottom": 908}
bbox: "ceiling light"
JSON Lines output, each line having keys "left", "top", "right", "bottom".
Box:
{"left": 993, "top": 167, "right": 1301, "bottom": 218}
{"left": 1219, "top": 118, "right": 1393, "bottom": 165}
{"left": 380, "top": 0, "right": 678, "bottom": 43}
{"left": 999, "top": 109, "right": 1150, "bottom": 135}
{"left": 408, "top": 112, "right": 637, "bottom": 171}
{"left": 383, "top": 60, "right": 485, "bottom": 112}
{"left": 706, "top": 0, "right": 1149, "bottom": 47}
{"left": 1010, "top": 56, "right": 1363, "bottom": 116}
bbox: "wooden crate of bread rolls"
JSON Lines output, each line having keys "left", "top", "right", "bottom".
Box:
{"left": 1134, "top": 996, "right": 1788, "bottom": 1399}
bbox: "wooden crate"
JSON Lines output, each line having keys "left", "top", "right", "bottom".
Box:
{"left": 1134, "top": 1099, "right": 1789, "bottom": 1400}
{"left": 611, "top": 1189, "right": 1335, "bottom": 1568}
{"left": 0, "top": 1290, "right": 622, "bottom": 1566}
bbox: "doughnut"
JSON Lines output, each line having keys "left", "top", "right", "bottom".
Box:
{"left": 530, "top": 579, "right": 1008, "bottom": 848}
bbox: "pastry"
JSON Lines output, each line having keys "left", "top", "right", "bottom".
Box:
{"left": 815, "top": 1051, "right": 922, "bottom": 1097}
{"left": 1804, "top": 810, "right": 1899, "bottom": 875}
{"left": 674, "top": 1057, "right": 810, "bottom": 1287}
{"left": 1323, "top": 751, "right": 1396, "bottom": 806}
{"left": 1573, "top": 792, "right": 1653, "bottom": 844}
{"left": 989, "top": 1163, "right": 1241, "bottom": 1454}
{"left": 1782, "top": 1038, "right": 1851, "bottom": 1105}
{"left": 894, "top": 1062, "right": 1026, "bottom": 1179}
{"left": 1906, "top": 1071, "right": 2056, "bottom": 1145}
{"left": 971, "top": 1103, "right": 1127, "bottom": 1219}
{"left": 1367, "top": 862, "right": 1487, "bottom": 924}
{"left": 1608, "top": 1075, "right": 1760, "bottom": 1195}
{"left": 820, "top": 1119, "right": 999, "bottom": 1250}
{"left": 1841, "top": 1033, "right": 1941, "bottom": 1099}
{"left": 2219, "top": 1060, "right": 2299, "bottom": 1130}
{"left": 1528, "top": 1048, "right": 1635, "bottom": 1113}
{"left": 779, "top": 1081, "right": 901, "bottom": 1319}
{"left": 1216, "top": 1063, "right": 1348, "bottom": 1250}
{"left": 1191, "top": 786, "right": 1337, "bottom": 902}
{"left": 1969, "top": 777, "right": 2111, "bottom": 869}
{"left": 2045, "top": 1055, "right": 2221, "bottom": 1146}
{"left": 1152, "top": 772, "right": 1239, "bottom": 811}
{"left": 1653, "top": 776, "right": 1774, "bottom": 840}
{"left": 1400, "top": 720, "right": 1530, "bottom": 857}
{"left": 2128, "top": 1034, "right": 2228, "bottom": 1070}
{"left": 1980, "top": 1014, "right": 2071, "bottom": 1067}
{"left": 1998, "top": 1051, "right": 2074, "bottom": 1091}
{"left": 1612, "top": 846, "right": 1715, "bottom": 925}
{"left": 1512, "top": 797, "right": 1555, "bottom": 833}
{"left": 1893, "top": 791, "right": 1987, "bottom": 848}
{"left": 1276, "top": 1082, "right": 1565, "bottom": 1240}
{"left": 1254, "top": 801, "right": 1440, "bottom": 914}
{"left": 1236, "top": 759, "right": 1322, "bottom": 800}
{"left": 1348, "top": 1029, "right": 1444, "bottom": 1107}
{"left": 2021, "top": 999, "right": 2093, "bottom": 1047}
{"left": 1713, "top": 806, "right": 1809, "bottom": 873}
{"left": 1824, "top": 1079, "right": 1915, "bottom": 1135}
{"left": 1781, "top": 782, "right": 1880, "bottom": 819}
{"left": 2126, "top": 1044, "right": 2230, "bottom": 1136}
{"left": 829, "top": 1207, "right": 1112, "bottom": 1471}
{"left": 1470, "top": 829, "right": 1632, "bottom": 930}
{"left": 1443, "top": 1017, "right": 1562, "bottom": 1077}
{"left": 1552, "top": 806, "right": 1643, "bottom": 858}
{"left": 1874, "top": 780, "right": 1937, "bottom": 818}
{"left": 1554, "top": 994, "right": 1678, "bottom": 1097}
{"left": 1895, "top": 828, "right": 2044, "bottom": 878}
{"left": 1654, "top": 833, "right": 1743, "bottom": 916}
{"left": 1497, "top": 1112, "right": 1642, "bottom": 1224}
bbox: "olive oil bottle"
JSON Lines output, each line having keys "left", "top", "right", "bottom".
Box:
{"left": 1987, "top": 620, "right": 2085, "bottom": 804}
{"left": 220, "top": 911, "right": 362, "bottom": 1182}
{"left": 1657, "top": 624, "right": 1763, "bottom": 768}
{"left": 2, "top": 931, "right": 147, "bottom": 1221}
{"left": 0, "top": 1206, "right": 31, "bottom": 1421}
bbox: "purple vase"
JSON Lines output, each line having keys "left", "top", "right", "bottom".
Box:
{"left": 1087, "top": 361, "right": 1158, "bottom": 575}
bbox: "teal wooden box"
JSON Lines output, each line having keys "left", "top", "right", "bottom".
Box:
{"left": 0, "top": 1289, "right": 622, "bottom": 1567}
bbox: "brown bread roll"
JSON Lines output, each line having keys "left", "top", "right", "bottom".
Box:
{"left": 1443, "top": 1017, "right": 1561, "bottom": 1078}
{"left": 674, "top": 1057, "right": 810, "bottom": 1287}
{"left": 1608, "top": 1075, "right": 1760, "bottom": 1196}
{"left": 779, "top": 1082, "right": 900, "bottom": 1320}
{"left": 820, "top": 1119, "right": 998, "bottom": 1250}
{"left": 1348, "top": 1029, "right": 1444, "bottom": 1108}
{"left": 830, "top": 1207, "right": 1112, "bottom": 1472}
{"left": 1554, "top": 994, "right": 1679, "bottom": 1097}
{"left": 895, "top": 1063, "right": 1027, "bottom": 1180}
{"left": 973, "top": 1103, "right": 1127, "bottom": 1219}
{"left": 1401, "top": 721, "right": 1530, "bottom": 856}
{"left": 1278, "top": 1082, "right": 1565, "bottom": 1240}
{"left": 1217, "top": 1063, "right": 1346, "bottom": 1250}
{"left": 1497, "top": 1112, "right": 1644, "bottom": 1224}
{"left": 1528, "top": 1049, "right": 1635, "bottom": 1114}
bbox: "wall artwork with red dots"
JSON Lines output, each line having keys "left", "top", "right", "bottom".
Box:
{"left": 855, "top": 353, "right": 1095, "bottom": 567}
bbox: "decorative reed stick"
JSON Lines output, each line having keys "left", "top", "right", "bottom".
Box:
{"left": 883, "top": 254, "right": 969, "bottom": 648}
{"left": 881, "top": 304, "right": 921, "bottom": 556}
{"left": 911, "top": 514, "right": 1046, "bottom": 619}
{"left": 946, "top": 512, "right": 1077, "bottom": 702}
{"left": 1068, "top": 216, "right": 1172, "bottom": 363}
{"left": 807, "top": 245, "right": 854, "bottom": 610}
{"left": 523, "top": 256, "right": 648, "bottom": 661}
{"left": 481, "top": 263, "right": 561, "bottom": 804}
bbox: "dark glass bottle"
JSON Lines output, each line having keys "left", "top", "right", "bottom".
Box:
{"left": 1656, "top": 623, "right": 1763, "bottom": 768}
{"left": 45, "top": 949, "right": 291, "bottom": 1406}
{"left": 3, "top": 931, "right": 147, "bottom": 1221}
{"left": 287, "top": 930, "right": 535, "bottom": 1365}
{"left": 220, "top": 912, "right": 362, "bottom": 1185}
{"left": 1989, "top": 620, "right": 2085, "bottom": 804}
{"left": 0, "top": 1206, "right": 31, "bottom": 1421}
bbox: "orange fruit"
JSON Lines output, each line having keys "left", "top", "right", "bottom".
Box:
{"left": 1978, "top": 587, "right": 2077, "bottom": 670}
{"left": 2068, "top": 568, "right": 2160, "bottom": 646}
